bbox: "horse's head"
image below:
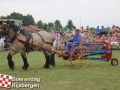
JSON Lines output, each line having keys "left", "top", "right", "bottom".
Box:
{"left": 0, "top": 20, "right": 11, "bottom": 36}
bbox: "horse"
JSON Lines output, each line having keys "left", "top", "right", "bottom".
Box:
{"left": 0, "top": 20, "right": 55, "bottom": 70}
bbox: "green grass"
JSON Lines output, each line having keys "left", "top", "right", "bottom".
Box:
{"left": 0, "top": 50, "right": 120, "bottom": 90}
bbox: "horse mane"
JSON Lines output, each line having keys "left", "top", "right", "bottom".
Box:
{"left": 9, "top": 22, "right": 25, "bottom": 35}
{"left": 9, "top": 22, "right": 19, "bottom": 32}
{"left": 9, "top": 22, "right": 47, "bottom": 35}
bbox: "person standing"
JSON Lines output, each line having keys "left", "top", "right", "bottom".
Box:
{"left": 0, "top": 37, "right": 5, "bottom": 51}
{"left": 71, "top": 26, "right": 76, "bottom": 36}
{"left": 65, "top": 25, "right": 70, "bottom": 33}
{"left": 50, "top": 26, "right": 56, "bottom": 38}
{"left": 95, "top": 26, "right": 100, "bottom": 36}
{"left": 99, "top": 26, "right": 107, "bottom": 36}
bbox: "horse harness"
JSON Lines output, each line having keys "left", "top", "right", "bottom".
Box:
{"left": 10, "top": 28, "right": 53, "bottom": 53}
{"left": 6, "top": 28, "right": 33, "bottom": 53}
{"left": 36, "top": 32, "right": 53, "bottom": 45}
{"left": 1, "top": 22, "right": 53, "bottom": 54}
{"left": 2, "top": 23, "right": 53, "bottom": 53}
{"left": 22, "top": 30, "right": 53, "bottom": 53}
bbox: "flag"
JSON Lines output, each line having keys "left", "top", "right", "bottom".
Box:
{"left": 0, "top": 74, "right": 12, "bottom": 88}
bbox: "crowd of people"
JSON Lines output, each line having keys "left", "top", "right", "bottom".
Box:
{"left": 0, "top": 25, "right": 119, "bottom": 52}
{"left": 51, "top": 25, "right": 120, "bottom": 51}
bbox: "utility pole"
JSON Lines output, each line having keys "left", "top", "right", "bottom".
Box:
{"left": 80, "top": 17, "right": 81, "bottom": 29}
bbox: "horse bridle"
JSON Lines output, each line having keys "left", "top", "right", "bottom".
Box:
{"left": 1, "top": 23, "right": 12, "bottom": 35}
{"left": 1, "top": 23, "right": 21, "bottom": 42}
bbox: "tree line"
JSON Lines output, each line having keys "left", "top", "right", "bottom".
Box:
{"left": 0, "top": 12, "right": 111, "bottom": 32}
{"left": 0, "top": 12, "right": 75, "bottom": 32}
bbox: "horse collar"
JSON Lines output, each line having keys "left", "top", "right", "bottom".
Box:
{"left": 9, "top": 29, "right": 21, "bottom": 42}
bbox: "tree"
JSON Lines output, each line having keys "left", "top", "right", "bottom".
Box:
{"left": 90, "top": 27, "right": 95, "bottom": 34}
{"left": 43, "top": 23, "right": 48, "bottom": 30}
{"left": 67, "top": 19, "right": 74, "bottom": 30}
{"left": 54, "top": 19, "right": 62, "bottom": 30}
{"left": 37, "top": 20, "right": 43, "bottom": 28}
{"left": 9, "top": 12, "right": 23, "bottom": 20}
{"left": 0, "top": 12, "right": 35, "bottom": 26}
{"left": 47, "top": 22, "right": 54, "bottom": 32}
{"left": 22, "top": 14, "right": 35, "bottom": 26}
{"left": 106, "top": 27, "right": 110, "bottom": 33}
{"left": 0, "top": 15, "right": 6, "bottom": 19}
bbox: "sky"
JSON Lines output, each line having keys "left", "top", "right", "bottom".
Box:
{"left": 0, "top": 0, "right": 120, "bottom": 28}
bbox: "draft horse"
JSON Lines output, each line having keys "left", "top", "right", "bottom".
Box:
{"left": 0, "top": 20, "right": 55, "bottom": 70}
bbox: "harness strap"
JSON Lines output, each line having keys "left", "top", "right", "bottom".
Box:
{"left": 10, "top": 29, "right": 21, "bottom": 42}
{"left": 36, "top": 32, "right": 53, "bottom": 45}
{"left": 24, "top": 29, "right": 33, "bottom": 53}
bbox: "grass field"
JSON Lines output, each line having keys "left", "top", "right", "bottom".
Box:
{"left": 0, "top": 50, "right": 120, "bottom": 90}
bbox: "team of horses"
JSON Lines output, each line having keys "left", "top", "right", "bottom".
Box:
{"left": 0, "top": 20, "right": 55, "bottom": 70}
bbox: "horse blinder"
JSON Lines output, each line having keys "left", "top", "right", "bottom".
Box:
{"left": 1, "top": 23, "right": 11, "bottom": 35}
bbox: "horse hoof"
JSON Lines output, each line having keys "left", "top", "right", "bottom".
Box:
{"left": 22, "top": 69, "right": 27, "bottom": 71}
{"left": 11, "top": 66, "right": 15, "bottom": 70}
{"left": 52, "top": 64, "right": 55, "bottom": 67}
{"left": 22, "top": 67, "right": 27, "bottom": 70}
{"left": 43, "top": 65, "right": 49, "bottom": 69}
{"left": 22, "top": 68, "right": 27, "bottom": 71}
{"left": 50, "top": 63, "right": 55, "bottom": 67}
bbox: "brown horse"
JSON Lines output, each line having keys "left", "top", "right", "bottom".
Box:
{"left": 0, "top": 20, "right": 55, "bottom": 70}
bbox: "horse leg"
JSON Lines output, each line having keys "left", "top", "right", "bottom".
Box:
{"left": 50, "top": 53, "right": 55, "bottom": 67}
{"left": 21, "top": 53, "right": 29, "bottom": 70}
{"left": 43, "top": 50, "right": 50, "bottom": 68}
{"left": 7, "top": 53, "right": 15, "bottom": 70}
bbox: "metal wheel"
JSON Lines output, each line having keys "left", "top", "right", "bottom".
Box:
{"left": 69, "top": 45, "right": 90, "bottom": 69}
{"left": 111, "top": 58, "right": 118, "bottom": 66}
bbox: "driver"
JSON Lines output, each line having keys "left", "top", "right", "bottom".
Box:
{"left": 65, "top": 29, "right": 82, "bottom": 55}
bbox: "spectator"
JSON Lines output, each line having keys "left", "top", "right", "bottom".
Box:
{"left": 71, "top": 26, "right": 76, "bottom": 36}
{"left": 110, "top": 34, "right": 119, "bottom": 48}
{"left": 84, "top": 26, "right": 91, "bottom": 37}
{"left": 80, "top": 26, "right": 85, "bottom": 34}
{"left": 82, "top": 32, "right": 88, "bottom": 43}
{"left": 99, "top": 26, "right": 107, "bottom": 36}
{"left": 53, "top": 31, "right": 61, "bottom": 50}
{"left": 84, "top": 26, "right": 90, "bottom": 32}
{"left": 87, "top": 35, "right": 93, "bottom": 43}
{"left": 101, "top": 34, "right": 107, "bottom": 41}
{"left": 94, "top": 36, "right": 101, "bottom": 43}
{"left": 117, "top": 33, "right": 120, "bottom": 47}
{"left": 65, "top": 25, "right": 70, "bottom": 33}
{"left": 92, "top": 35, "right": 97, "bottom": 43}
{"left": 0, "top": 37, "right": 5, "bottom": 51}
{"left": 50, "top": 26, "right": 56, "bottom": 38}
{"left": 95, "top": 26, "right": 100, "bottom": 36}
{"left": 66, "top": 31, "right": 72, "bottom": 42}
{"left": 110, "top": 25, "right": 119, "bottom": 36}
{"left": 60, "top": 32, "right": 67, "bottom": 50}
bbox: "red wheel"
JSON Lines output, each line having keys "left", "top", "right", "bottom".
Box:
{"left": 70, "top": 48, "right": 79, "bottom": 61}
{"left": 69, "top": 46, "right": 90, "bottom": 69}
{"left": 69, "top": 46, "right": 81, "bottom": 68}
